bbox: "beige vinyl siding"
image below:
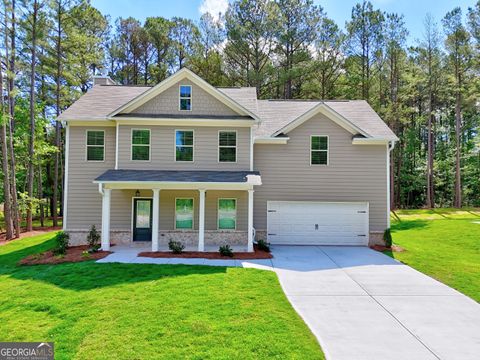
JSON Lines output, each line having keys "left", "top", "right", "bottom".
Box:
{"left": 117, "top": 125, "right": 251, "bottom": 170}
{"left": 132, "top": 79, "right": 238, "bottom": 116}
{"left": 66, "top": 126, "right": 116, "bottom": 230}
{"left": 253, "top": 113, "right": 388, "bottom": 232}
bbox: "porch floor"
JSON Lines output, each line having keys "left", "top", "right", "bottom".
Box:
{"left": 97, "top": 245, "right": 273, "bottom": 269}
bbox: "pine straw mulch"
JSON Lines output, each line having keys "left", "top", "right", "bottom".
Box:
{"left": 139, "top": 245, "right": 272, "bottom": 260}
{"left": 370, "top": 244, "right": 405, "bottom": 253}
{"left": 19, "top": 245, "right": 111, "bottom": 266}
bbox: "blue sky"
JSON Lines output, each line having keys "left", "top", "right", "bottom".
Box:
{"left": 91, "top": 0, "right": 476, "bottom": 42}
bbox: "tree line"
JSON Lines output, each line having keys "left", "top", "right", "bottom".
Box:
{"left": 0, "top": 0, "right": 479, "bottom": 240}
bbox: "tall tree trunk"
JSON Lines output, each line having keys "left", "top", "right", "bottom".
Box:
{"left": 454, "top": 89, "right": 462, "bottom": 208}
{"left": 426, "top": 102, "right": 435, "bottom": 208}
{"left": 53, "top": 0, "right": 62, "bottom": 227}
{"left": 0, "top": 64, "right": 13, "bottom": 239}
{"left": 26, "top": 0, "right": 39, "bottom": 231}
{"left": 37, "top": 164, "right": 44, "bottom": 228}
{"left": 5, "top": 0, "right": 20, "bottom": 237}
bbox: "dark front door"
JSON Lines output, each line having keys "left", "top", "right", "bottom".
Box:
{"left": 133, "top": 198, "right": 152, "bottom": 241}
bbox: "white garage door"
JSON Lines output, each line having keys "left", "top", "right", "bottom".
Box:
{"left": 267, "top": 201, "right": 369, "bottom": 246}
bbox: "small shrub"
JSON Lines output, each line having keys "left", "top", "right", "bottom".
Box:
{"left": 86, "top": 225, "right": 101, "bottom": 252}
{"left": 168, "top": 240, "right": 185, "bottom": 254}
{"left": 219, "top": 244, "right": 234, "bottom": 257}
{"left": 53, "top": 231, "right": 69, "bottom": 255}
{"left": 82, "top": 251, "right": 91, "bottom": 259}
{"left": 256, "top": 239, "right": 271, "bottom": 252}
{"left": 383, "top": 228, "right": 392, "bottom": 248}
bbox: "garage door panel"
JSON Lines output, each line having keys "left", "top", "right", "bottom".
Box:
{"left": 267, "top": 201, "right": 368, "bottom": 246}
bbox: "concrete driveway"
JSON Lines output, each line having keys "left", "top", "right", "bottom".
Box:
{"left": 271, "top": 246, "right": 480, "bottom": 360}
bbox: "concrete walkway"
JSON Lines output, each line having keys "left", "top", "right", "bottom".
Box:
{"left": 97, "top": 245, "right": 480, "bottom": 360}
{"left": 271, "top": 246, "right": 480, "bottom": 360}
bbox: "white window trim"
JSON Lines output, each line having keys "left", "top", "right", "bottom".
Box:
{"left": 179, "top": 84, "right": 192, "bottom": 111}
{"left": 174, "top": 129, "right": 195, "bottom": 162}
{"left": 218, "top": 130, "right": 237, "bottom": 163}
{"left": 310, "top": 135, "right": 329, "bottom": 166}
{"left": 131, "top": 128, "right": 151, "bottom": 162}
{"left": 217, "top": 198, "right": 237, "bottom": 231}
{"left": 85, "top": 129, "right": 105, "bottom": 162}
{"left": 174, "top": 197, "right": 195, "bottom": 230}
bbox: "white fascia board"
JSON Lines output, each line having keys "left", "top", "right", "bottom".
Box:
{"left": 352, "top": 138, "right": 390, "bottom": 145}
{"left": 93, "top": 180, "right": 258, "bottom": 191}
{"left": 273, "top": 103, "right": 369, "bottom": 138}
{"left": 108, "top": 68, "right": 261, "bottom": 123}
{"left": 254, "top": 137, "right": 290, "bottom": 144}
{"left": 113, "top": 118, "right": 255, "bottom": 127}
{"left": 66, "top": 120, "right": 115, "bottom": 127}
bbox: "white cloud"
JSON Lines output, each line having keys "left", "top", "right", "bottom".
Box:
{"left": 199, "top": 0, "right": 229, "bottom": 22}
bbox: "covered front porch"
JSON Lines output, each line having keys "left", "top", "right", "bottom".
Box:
{"left": 94, "top": 169, "right": 261, "bottom": 252}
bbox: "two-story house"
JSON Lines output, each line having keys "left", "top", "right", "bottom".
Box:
{"left": 59, "top": 68, "right": 397, "bottom": 252}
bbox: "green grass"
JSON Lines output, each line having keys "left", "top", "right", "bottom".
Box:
{"left": 0, "top": 232, "right": 323, "bottom": 360}
{"left": 389, "top": 208, "right": 480, "bottom": 302}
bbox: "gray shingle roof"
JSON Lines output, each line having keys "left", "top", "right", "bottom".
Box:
{"left": 95, "top": 169, "right": 260, "bottom": 183}
{"left": 59, "top": 82, "right": 397, "bottom": 140}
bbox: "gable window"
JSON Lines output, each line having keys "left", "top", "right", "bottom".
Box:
{"left": 218, "top": 199, "right": 236, "bottom": 230}
{"left": 86, "top": 130, "right": 105, "bottom": 161}
{"left": 311, "top": 135, "right": 328, "bottom": 165}
{"left": 179, "top": 85, "right": 192, "bottom": 111}
{"left": 218, "top": 131, "right": 237, "bottom": 162}
{"left": 175, "top": 130, "right": 194, "bottom": 162}
{"left": 175, "top": 198, "right": 194, "bottom": 229}
{"left": 131, "top": 129, "right": 150, "bottom": 161}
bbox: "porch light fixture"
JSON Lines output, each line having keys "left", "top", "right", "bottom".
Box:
{"left": 135, "top": 190, "right": 140, "bottom": 197}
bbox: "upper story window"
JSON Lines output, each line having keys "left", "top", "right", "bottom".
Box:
{"left": 218, "top": 131, "right": 237, "bottom": 162}
{"left": 175, "top": 130, "right": 194, "bottom": 162}
{"left": 311, "top": 135, "right": 328, "bottom": 165}
{"left": 131, "top": 129, "right": 150, "bottom": 161}
{"left": 179, "top": 85, "right": 192, "bottom": 111}
{"left": 86, "top": 130, "right": 104, "bottom": 161}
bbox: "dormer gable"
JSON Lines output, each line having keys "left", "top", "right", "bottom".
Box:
{"left": 109, "top": 68, "right": 260, "bottom": 122}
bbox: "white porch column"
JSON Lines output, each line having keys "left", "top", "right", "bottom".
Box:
{"left": 247, "top": 189, "right": 254, "bottom": 252}
{"left": 198, "top": 189, "right": 206, "bottom": 252}
{"left": 101, "top": 188, "right": 111, "bottom": 251}
{"left": 152, "top": 188, "right": 160, "bottom": 252}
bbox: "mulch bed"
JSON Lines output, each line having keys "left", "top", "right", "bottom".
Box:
{"left": 370, "top": 244, "right": 405, "bottom": 253}
{"left": 139, "top": 245, "right": 273, "bottom": 260}
{"left": 19, "top": 245, "right": 111, "bottom": 265}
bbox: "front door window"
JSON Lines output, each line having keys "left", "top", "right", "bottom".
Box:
{"left": 133, "top": 199, "right": 152, "bottom": 241}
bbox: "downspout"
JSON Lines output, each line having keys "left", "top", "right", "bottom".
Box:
{"left": 387, "top": 140, "right": 395, "bottom": 228}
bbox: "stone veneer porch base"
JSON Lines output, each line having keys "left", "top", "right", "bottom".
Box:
{"left": 67, "top": 230, "right": 248, "bottom": 247}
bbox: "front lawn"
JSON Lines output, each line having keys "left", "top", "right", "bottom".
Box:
{"left": 0, "top": 232, "right": 324, "bottom": 359}
{"left": 390, "top": 208, "right": 480, "bottom": 302}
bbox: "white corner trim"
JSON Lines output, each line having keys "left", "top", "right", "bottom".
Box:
{"left": 115, "top": 122, "right": 119, "bottom": 169}
{"left": 387, "top": 141, "right": 396, "bottom": 228}
{"left": 254, "top": 137, "right": 290, "bottom": 144}
{"left": 63, "top": 124, "right": 70, "bottom": 231}
{"left": 249, "top": 127, "right": 254, "bottom": 170}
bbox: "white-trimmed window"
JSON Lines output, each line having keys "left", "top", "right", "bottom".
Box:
{"left": 218, "top": 131, "right": 237, "bottom": 162}
{"left": 175, "top": 130, "right": 194, "bottom": 162}
{"left": 311, "top": 135, "right": 328, "bottom": 165}
{"left": 218, "top": 198, "right": 236, "bottom": 230}
{"left": 175, "top": 198, "right": 194, "bottom": 229}
{"left": 131, "top": 129, "right": 150, "bottom": 161}
{"left": 86, "top": 130, "right": 105, "bottom": 161}
{"left": 179, "top": 85, "right": 192, "bottom": 111}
